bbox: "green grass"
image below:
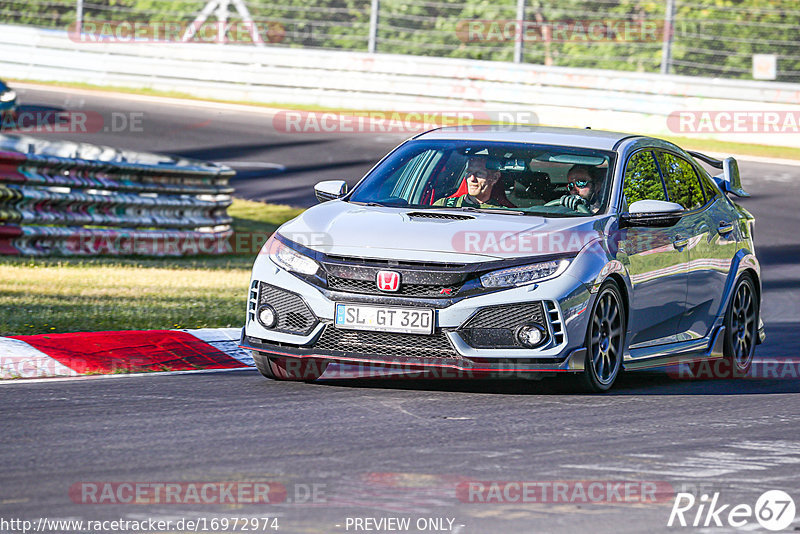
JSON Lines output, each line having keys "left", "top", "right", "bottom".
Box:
{"left": 0, "top": 198, "right": 304, "bottom": 336}
{"left": 11, "top": 78, "right": 800, "bottom": 161}
{"left": 660, "top": 135, "right": 800, "bottom": 161}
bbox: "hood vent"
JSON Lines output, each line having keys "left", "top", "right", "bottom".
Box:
{"left": 406, "top": 212, "right": 475, "bottom": 221}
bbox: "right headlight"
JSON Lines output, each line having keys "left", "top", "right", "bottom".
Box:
{"left": 265, "top": 235, "right": 320, "bottom": 275}
{"left": 0, "top": 90, "right": 16, "bottom": 103}
{"left": 480, "top": 259, "right": 570, "bottom": 288}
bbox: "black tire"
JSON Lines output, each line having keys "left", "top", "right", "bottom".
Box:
{"left": 252, "top": 351, "right": 328, "bottom": 382}
{"left": 579, "top": 280, "right": 626, "bottom": 393}
{"left": 689, "top": 273, "right": 758, "bottom": 379}
{"left": 724, "top": 273, "right": 758, "bottom": 376}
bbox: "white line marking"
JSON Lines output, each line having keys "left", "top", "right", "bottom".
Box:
{"left": 0, "top": 338, "right": 78, "bottom": 379}
{"left": 0, "top": 367, "right": 253, "bottom": 386}
{"left": 14, "top": 82, "right": 287, "bottom": 117}
{"left": 215, "top": 161, "right": 286, "bottom": 170}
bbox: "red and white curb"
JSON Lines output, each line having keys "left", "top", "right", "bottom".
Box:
{"left": 0, "top": 328, "right": 253, "bottom": 380}
{"left": 0, "top": 328, "right": 424, "bottom": 382}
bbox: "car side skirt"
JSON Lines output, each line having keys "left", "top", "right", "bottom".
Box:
{"left": 624, "top": 325, "right": 725, "bottom": 370}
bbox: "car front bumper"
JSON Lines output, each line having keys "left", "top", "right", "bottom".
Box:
{"left": 240, "top": 257, "right": 596, "bottom": 375}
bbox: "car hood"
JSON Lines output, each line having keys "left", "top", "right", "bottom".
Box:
{"left": 278, "top": 200, "right": 604, "bottom": 262}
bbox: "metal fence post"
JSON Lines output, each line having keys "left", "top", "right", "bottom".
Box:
{"left": 76, "top": 0, "right": 83, "bottom": 32}
{"left": 368, "top": 0, "right": 379, "bottom": 53}
{"left": 514, "top": 0, "right": 525, "bottom": 63}
{"left": 660, "top": 0, "right": 676, "bottom": 74}
{"left": 184, "top": 0, "right": 264, "bottom": 46}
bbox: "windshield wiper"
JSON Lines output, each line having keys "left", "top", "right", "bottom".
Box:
{"left": 520, "top": 210, "right": 582, "bottom": 218}
{"left": 351, "top": 201, "right": 389, "bottom": 207}
{"left": 452, "top": 206, "right": 526, "bottom": 215}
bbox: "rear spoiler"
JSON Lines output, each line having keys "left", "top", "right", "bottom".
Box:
{"left": 687, "top": 151, "right": 749, "bottom": 197}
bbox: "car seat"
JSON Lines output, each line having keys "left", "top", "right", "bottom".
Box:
{"left": 446, "top": 176, "right": 516, "bottom": 208}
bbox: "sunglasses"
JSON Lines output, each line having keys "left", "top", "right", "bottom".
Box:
{"left": 568, "top": 180, "right": 590, "bottom": 188}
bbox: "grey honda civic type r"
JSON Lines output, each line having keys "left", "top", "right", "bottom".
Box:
{"left": 241, "top": 126, "right": 764, "bottom": 391}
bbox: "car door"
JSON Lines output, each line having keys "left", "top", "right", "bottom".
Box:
{"left": 666, "top": 158, "right": 739, "bottom": 341}
{"left": 618, "top": 149, "right": 689, "bottom": 347}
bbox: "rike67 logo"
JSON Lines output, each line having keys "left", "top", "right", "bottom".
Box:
{"left": 668, "top": 490, "right": 796, "bottom": 531}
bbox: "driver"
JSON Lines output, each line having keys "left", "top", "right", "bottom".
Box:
{"left": 556, "top": 164, "right": 601, "bottom": 213}
{"left": 434, "top": 157, "right": 504, "bottom": 208}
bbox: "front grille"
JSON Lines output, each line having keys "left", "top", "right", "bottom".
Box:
{"left": 462, "top": 302, "right": 545, "bottom": 329}
{"left": 406, "top": 212, "right": 476, "bottom": 221}
{"left": 314, "top": 325, "right": 460, "bottom": 359}
{"left": 258, "top": 282, "right": 318, "bottom": 335}
{"left": 323, "top": 255, "right": 466, "bottom": 270}
{"left": 458, "top": 328, "right": 519, "bottom": 348}
{"left": 458, "top": 301, "right": 547, "bottom": 349}
{"left": 327, "top": 275, "right": 461, "bottom": 298}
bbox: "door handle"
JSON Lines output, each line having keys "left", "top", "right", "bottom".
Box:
{"left": 673, "top": 235, "right": 689, "bottom": 249}
{"left": 718, "top": 221, "right": 734, "bottom": 234}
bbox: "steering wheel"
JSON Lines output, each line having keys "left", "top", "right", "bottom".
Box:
{"left": 544, "top": 196, "right": 592, "bottom": 214}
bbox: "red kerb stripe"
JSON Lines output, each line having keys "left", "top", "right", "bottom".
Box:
{"left": 10, "top": 330, "right": 246, "bottom": 373}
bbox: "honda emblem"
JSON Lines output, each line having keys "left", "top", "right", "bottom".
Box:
{"left": 376, "top": 270, "right": 400, "bottom": 292}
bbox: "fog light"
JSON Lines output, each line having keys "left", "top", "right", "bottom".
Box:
{"left": 258, "top": 305, "right": 277, "bottom": 328}
{"left": 516, "top": 323, "right": 546, "bottom": 348}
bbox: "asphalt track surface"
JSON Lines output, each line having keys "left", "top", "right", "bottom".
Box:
{"left": 2, "top": 85, "right": 800, "bottom": 533}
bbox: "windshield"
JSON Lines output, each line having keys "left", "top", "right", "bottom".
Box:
{"left": 349, "top": 140, "right": 615, "bottom": 216}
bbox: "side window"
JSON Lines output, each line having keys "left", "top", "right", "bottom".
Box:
{"left": 657, "top": 152, "right": 705, "bottom": 210}
{"left": 698, "top": 172, "right": 721, "bottom": 201}
{"left": 389, "top": 149, "right": 442, "bottom": 202}
{"left": 623, "top": 150, "right": 666, "bottom": 207}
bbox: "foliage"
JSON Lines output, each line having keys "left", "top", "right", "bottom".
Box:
{"left": 623, "top": 150, "right": 665, "bottom": 206}
{"left": 657, "top": 152, "right": 704, "bottom": 209}
{"left": 2, "top": 0, "right": 799, "bottom": 81}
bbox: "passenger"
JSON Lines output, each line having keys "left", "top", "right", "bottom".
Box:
{"left": 434, "top": 157, "right": 505, "bottom": 208}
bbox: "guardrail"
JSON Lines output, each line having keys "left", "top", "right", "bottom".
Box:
{"left": 0, "top": 134, "right": 234, "bottom": 256}
{"left": 0, "top": 24, "right": 798, "bottom": 147}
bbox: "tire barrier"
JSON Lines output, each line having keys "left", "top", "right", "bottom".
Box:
{"left": 0, "top": 133, "right": 234, "bottom": 256}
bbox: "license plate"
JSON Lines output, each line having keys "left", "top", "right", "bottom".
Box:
{"left": 335, "top": 304, "right": 434, "bottom": 335}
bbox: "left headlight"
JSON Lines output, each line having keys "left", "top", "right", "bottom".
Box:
{"left": 265, "top": 235, "right": 320, "bottom": 275}
{"left": 0, "top": 90, "right": 16, "bottom": 103}
{"left": 480, "top": 259, "right": 570, "bottom": 288}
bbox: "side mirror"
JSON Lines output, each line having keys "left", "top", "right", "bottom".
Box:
{"left": 314, "top": 180, "right": 347, "bottom": 203}
{"left": 620, "top": 200, "right": 684, "bottom": 228}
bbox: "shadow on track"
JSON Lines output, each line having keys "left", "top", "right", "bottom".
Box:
{"left": 308, "top": 370, "right": 800, "bottom": 396}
